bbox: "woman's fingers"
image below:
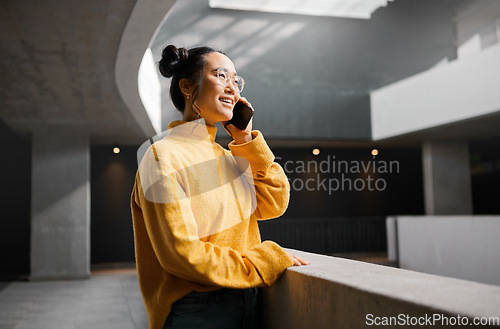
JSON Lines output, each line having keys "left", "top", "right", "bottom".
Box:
{"left": 239, "top": 96, "right": 252, "bottom": 108}
{"left": 287, "top": 252, "right": 311, "bottom": 266}
{"left": 294, "top": 255, "right": 311, "bottom": 266}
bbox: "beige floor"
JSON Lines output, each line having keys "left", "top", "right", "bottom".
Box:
{"left": 0, "top": 269, "right": 147, "bottom": 329}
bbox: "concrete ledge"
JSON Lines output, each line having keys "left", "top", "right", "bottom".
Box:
{"left": 387, "top": 216, "right": 500, "bottom": 285}
{"left": 261, "top": 249, "right": 500, "bottom": 328}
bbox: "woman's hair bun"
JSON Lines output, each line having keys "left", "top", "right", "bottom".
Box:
{"left": 159, "top": 45, "right": 189, "bottom": 78}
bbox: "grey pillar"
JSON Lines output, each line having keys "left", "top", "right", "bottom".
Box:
{"left": 422, "top": 140, "right": 472, "bottom": 215}
{"left": 30, "top": 127, "right": 90, "bottom": 280}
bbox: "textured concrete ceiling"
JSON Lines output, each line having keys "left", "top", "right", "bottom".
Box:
{"left": 0, "top": 0, "right": 157, "bottom": 144}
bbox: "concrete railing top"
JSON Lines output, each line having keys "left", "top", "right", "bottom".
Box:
{"left": 387, "top": 215, "right": 500, "bottom": 286}
{"left": 263, "top": 248, "right": 500, "bottom": 328}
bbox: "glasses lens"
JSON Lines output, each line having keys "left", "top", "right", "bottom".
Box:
{"left": 217, "top": 68, "right": 227, "bottom": 85}
{"left": 217, "top": 68, "right": 245, "bottom": 92}
{"left": 236, "top": 76, "right": 245, "bottom": 92}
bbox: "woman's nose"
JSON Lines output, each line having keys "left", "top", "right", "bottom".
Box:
{"left": 225, "top": 82, "right": 237, "bottom": 94}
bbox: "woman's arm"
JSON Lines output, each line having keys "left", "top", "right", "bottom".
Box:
{"left": 228, "top": 130, "right": 290, "bottom": 220}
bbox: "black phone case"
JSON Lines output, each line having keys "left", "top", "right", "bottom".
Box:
{"left": 225, "top": 101, "right": 254, "bottom": 131}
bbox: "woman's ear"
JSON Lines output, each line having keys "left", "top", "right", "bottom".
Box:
{"left": 179, "top": 78, "right": 192, "bottom": 97}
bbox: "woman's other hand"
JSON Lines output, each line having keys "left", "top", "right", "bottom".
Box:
{"left": 287, "top": 252, "right": 311, "bottom": 266}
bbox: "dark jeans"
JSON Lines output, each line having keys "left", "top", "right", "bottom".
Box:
{"left": 163, "top": 287, "right": 261, "bottom": 329}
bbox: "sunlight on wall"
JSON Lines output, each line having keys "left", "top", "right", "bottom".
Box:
{"left": 138, "top": 48, "right": 162, "bottom": 133}
{"left": 230, "top": 21, "right": 305, "bottom": 69}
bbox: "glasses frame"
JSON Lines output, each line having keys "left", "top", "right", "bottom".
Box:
{"left": 214, "top": 68, "right": 245, "bottom": 93}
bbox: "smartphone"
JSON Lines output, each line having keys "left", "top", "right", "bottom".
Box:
{"left": 224, "top": 100, "right": 254, "bottom": 131}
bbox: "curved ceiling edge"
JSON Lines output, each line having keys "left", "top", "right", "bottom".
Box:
{"left": 115, "top": 0, "right": 177, "bottom": 139}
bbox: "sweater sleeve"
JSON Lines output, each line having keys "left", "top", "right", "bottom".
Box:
{"left": 228, "top": 130, "right": 290, "bottom": 221}
{"left": 132, "top": 146, "right": 293, "bottom": 288}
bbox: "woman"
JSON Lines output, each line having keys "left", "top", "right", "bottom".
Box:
{"left": 131, "top": 45, "right": 310, "bottom": 329}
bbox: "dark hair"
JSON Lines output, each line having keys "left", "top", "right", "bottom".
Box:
{"left": 159, "top": 45, "right": 222, "bottom": 113}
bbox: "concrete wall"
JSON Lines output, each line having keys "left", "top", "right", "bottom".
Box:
{"left": 138, "top": 48, "right": 162, "bottom": 133}
{"left": 386, "top": 216, "right": 500, "bottom": 286}
{"left": 30, "top": 128, "right": 90, "bottom": 280}
{"left": 455, "top": 0, "right": 500, "bottom": 59}
{"left": 151, "top": 0, "right": 458, "bottom": 140}
{"left": 262, "top": 248, "right": 500, "bottom": 328}
{"left": 422, "top": 141, "right": 472, "bottom": 215}
{"left": 370, "top": 41, "right": 500, "bottom": 141}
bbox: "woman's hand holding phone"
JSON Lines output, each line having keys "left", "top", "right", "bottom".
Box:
{"left": 222, "top": 97, "right": 254, "bottom": 144}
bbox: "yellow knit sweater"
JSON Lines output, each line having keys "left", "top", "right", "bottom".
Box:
{"left": 131, "top": 119, "right": 293, "bottom": 329}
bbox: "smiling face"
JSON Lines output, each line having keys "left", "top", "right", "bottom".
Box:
{"left": 184, "top": 52, "right": 241, "bottom": 126}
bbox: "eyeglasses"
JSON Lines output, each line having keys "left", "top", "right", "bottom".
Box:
{"left": 214, "top": 68, "right": 245, "bottom": 93}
